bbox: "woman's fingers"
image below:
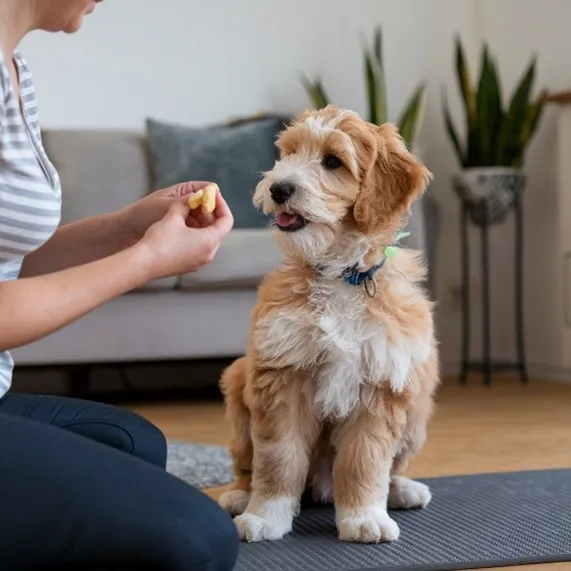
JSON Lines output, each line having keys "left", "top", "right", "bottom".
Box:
{"left": 173, "top": 181, "right": 212, "bottom": 196}
{"left": 163, "top": 182, "right": 233, "bottom": 240}
{"left": 165, "top": 198, "right": 190, "bottom": 221}
{"left": 211, "top": 192, "right": 234, "bottom": 237}
{"left": 186, "top": 207, "right": 214, "bottom": 228}
{"left": 185, "top": 186, "right": 232, "bottom": 231}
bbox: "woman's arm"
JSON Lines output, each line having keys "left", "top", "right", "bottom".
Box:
{"left": 19, "top": 211, "right": 127, "bottom": 278}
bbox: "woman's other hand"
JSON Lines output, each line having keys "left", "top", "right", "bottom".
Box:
{"left": 135, "top": 188, "right": 234, "bottom": 280}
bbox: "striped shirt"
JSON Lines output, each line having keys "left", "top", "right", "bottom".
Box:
{"left": 0, "top": 50, "right": 62, "bottom": 398}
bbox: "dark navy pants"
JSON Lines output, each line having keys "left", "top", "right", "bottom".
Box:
{"left": 0, "top": 393, "right": 239, "bottom": 571}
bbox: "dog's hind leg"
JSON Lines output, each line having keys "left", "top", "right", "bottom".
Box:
{"left": 233, "top": 370, "right": 321, "bottom": 542}
{"left": 218, "top": 357, "right": 253, "bottom": 516}
{"left": 388, "top": 476, "right": 432, "bottom": 510}
{"left": 388, "top": 418, "right": 432, "bottom": 509}
{"left": 388, "top": 356, "right": 439, "bottom": 510}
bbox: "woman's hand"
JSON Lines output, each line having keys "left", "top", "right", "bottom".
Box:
{"left": 135, "top": 188, "right": 234, "bottom": 280}
{"left": 120, "top": 181, "right": 216, "bottom": 247}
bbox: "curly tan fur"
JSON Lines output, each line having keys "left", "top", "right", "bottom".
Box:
{"left": 219, "top": 106, "right": 440, "bottom": 544}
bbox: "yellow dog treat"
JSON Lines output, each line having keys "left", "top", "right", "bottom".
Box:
{"left": 188, "top": 183, "right": 218, "bottom": 214}
{"left": 187, "top": 189, "right": 204, "bottom": 210}
{"left": 202, "top": 183, "right": 218, "bottom": 214}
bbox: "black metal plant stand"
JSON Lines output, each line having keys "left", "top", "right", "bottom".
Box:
{"left": 459, "top": 192, "right": 528, "bottom": 386}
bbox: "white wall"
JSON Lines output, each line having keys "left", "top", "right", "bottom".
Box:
{"left": 20, "top": 0, "right": 444, "bottom": 129}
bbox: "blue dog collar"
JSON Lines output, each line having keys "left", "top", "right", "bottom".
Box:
{"left": 342, "top": 258, "right": 386, "bottom": 286}
{"left": 341, "top": 258, "right": 386, "bottom": 297}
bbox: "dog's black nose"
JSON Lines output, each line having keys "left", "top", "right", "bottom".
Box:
{"left": 270, "top": 181, "right": 296, "bottom": 204}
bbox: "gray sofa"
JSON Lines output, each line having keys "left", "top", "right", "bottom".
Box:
{"left": 12, "top": 128, "right": 438, "bottom": 379}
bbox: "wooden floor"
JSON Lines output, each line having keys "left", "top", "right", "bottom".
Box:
{"left": 131, "top": 376, "right": 571, "bottom": 571}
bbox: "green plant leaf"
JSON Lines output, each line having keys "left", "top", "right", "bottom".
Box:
{"left": 314, "top": 80, "right": 330, "bottom": 108}
{"left": 374, "top": 25, "right": 383, "bottom": 67}
{"left": 360, "top": 26, "right": 387, "bottom": 125}
{"left": 455, "top": 34, "right": 477, "bottom": 128}
{"left": 300, "top": 74, "right": 330, "bottom": 109}
{"left": 512, "top": 88, "right": 547, "bottom": 167}
{"left": 376, "top": 60, "right": 387, "bottom": 125}
{"left": 500, "top": 55, "right": 537, "bottom": 166}
{"left": 299, "top": 74, "right": 318, "bottom": 107}
{"left": 476, "top": 45, "right": 503, "bottom": 165}
{"left": 442, "top": 86, "right": 465, "bottom": 167}
{"left": 397, "top": 82, "right": 427, "bottom": 148}
{"left": 364, "top": 48, "right": 386, "bottom": 124}
{"left": 524, "top": 89, "right": 547, "bottom": 140}
{"left": 364, "top": 49, "right": 377, "bottom": 124}
{"left": 486, "top": 53, "right": 504, "bottom": 162}
{"left": 455, "top": 35, "right": 480, "bottom": 166}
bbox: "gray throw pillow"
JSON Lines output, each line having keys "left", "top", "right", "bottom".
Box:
{"left": 146, "top": 115, "right": 289, "bottom": 229}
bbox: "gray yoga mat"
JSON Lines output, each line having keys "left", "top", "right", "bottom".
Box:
{"left": 235, "top": 469, "right": 571, "bottom": 571}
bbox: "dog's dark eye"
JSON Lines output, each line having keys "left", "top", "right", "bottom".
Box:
{"left": 322, "top": 154, "right": 342, "bottom": 170}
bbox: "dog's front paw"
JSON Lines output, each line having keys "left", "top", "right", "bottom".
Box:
{"left": 337, "top": 505, "right": 400, "bottom": 543}
{"left": 388, "top": 476, "right": 431, "bottom": 510}
{"left": 234, "top": 512, "right": 292, "bottom": 542}
{"left": 234, "top": 496, "right": 297, "bottom": 542}
{"left": 219, "top": 490, "right": 251, "bottom": 516}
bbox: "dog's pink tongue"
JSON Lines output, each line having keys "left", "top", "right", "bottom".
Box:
{"left": 277, "top": 212, "right": 300, "bottom": 227}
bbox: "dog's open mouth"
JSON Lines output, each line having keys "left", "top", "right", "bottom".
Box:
{"left": 275, "top": 211, "right": 308, "bottom": 232}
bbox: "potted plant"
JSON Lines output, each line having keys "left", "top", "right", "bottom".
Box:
{"left": 442, "top": 36, "right": 547, "bottom": 226}
{"left": 300, "top": 26, "right": 427, "bottom": 152}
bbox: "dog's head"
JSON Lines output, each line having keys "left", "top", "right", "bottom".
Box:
{"left": 254, "top": 105, "right": 432, "bottom": 270}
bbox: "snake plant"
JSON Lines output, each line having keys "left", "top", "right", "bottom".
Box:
{"left": 300, "top": 26, "right": 427, "bottom": 149}
{"left": 442, "top": 35, "right": 547, "bottom": 168}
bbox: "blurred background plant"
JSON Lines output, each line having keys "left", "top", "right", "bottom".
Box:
{"left": 442, "top": 35, "right": 548, "bottom": 169}
{"left": 300, "top": 25, "right": 427, "bottom": 150}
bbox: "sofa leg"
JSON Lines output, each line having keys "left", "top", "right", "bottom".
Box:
{"left": 67, "top": 365, "right": 91, "bottom": 399}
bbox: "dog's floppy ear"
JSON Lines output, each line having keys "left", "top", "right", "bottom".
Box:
{"left": 353, "top": 123, "right": 432, "bottom": 235}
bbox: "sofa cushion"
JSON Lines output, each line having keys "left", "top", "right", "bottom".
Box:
{"left": 178, "top": 229, "right": 283, "bottom": 290}
{"left": 146, "top": 115, "right": 288, "bottom": 229}
{"left": 42, "top": 130, "right": 152, "bottom": 224}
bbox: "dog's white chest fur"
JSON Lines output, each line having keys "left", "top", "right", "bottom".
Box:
{"left": 253, "top": 278, "right": 429, "bottom": 419}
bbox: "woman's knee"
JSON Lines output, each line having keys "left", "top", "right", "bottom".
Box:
{"left": 163, "top": 490, "right": 239, "bottom": 571}
{"left": 69, "top": 407, "right": 167, "bottom": 467}
{"left": 120, "top": 410, "right": 167, "bottom": 467}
